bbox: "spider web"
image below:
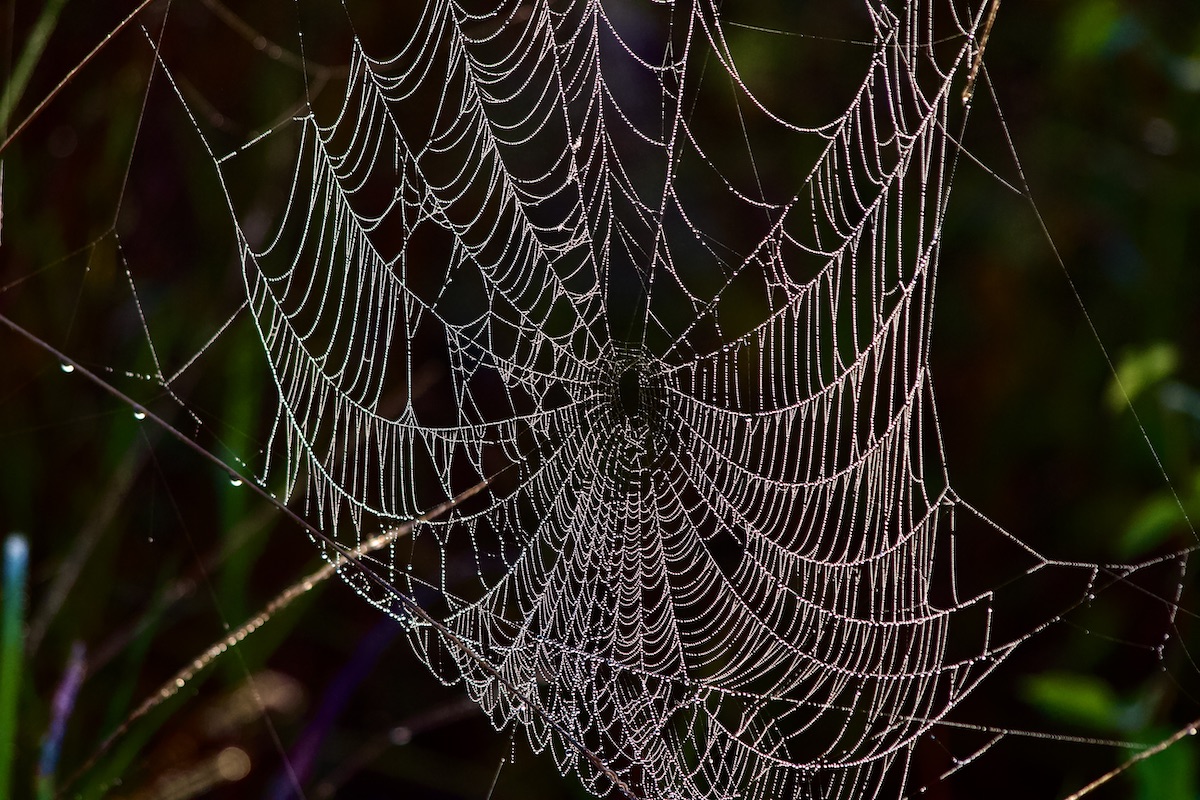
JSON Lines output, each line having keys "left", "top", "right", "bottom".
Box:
{"left": 196, "top": 0, "right": 1091, "bottom": 796}
{"left": 184, "top": 0, "right": 1194, "bottom": 797}
{"left": 4, "top": 0, "right": 1197, "bottom": 798}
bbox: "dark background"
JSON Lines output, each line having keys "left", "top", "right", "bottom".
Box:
{"left": 1, "top": 1, "right": 1199, "bottom": 798}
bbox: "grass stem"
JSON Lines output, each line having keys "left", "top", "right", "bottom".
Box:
{"left": 0, "top": 0, "right": 70, "bottom": 133}
{"left": 1, "top": 533, "right": 30, "bottom": 799}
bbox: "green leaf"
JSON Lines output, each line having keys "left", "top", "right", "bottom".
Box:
{"left": 1063, "top": 0, "right": 1121, "bottom": 62}
{"left": 1023, "top": 672, "right": 1122, "bottom": 731}
{"left": 1120, "top": 494, "right": 1187, "bottom": 556}
{"left": 1107, "top": 342, "right": 1179, "bottom": 413}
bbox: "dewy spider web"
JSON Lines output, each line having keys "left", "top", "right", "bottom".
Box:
{"left": 193, "top": 0, "right": 1091, "bottom": 796}
{"left": 180, "top": 0, "right": 1184, "bottom": 797}
{"left": 5, "top": 0, "right": 1196, "bottom": 798}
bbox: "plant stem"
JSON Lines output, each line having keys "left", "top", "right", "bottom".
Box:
{"left": 0, "top": 533, "right": 30, "bottom": 799}
{"left": 0, "top": 0, "right": 70, "bottom": 133}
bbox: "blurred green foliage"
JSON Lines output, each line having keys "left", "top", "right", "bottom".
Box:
{"left": 1022, "top": 671, "right": 1127, "bottom": 733}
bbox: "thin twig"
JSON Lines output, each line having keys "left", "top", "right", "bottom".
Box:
{"left": 1062, "top": 719, "right": 1200, "bottom": 800}
{"left": 962, "top": 0, "right": 1000, "bottom": 104}
{"left": 0, "top": 0, "right": 162, "bottom": 155}
{"left": 2, "top": 313, "right": 637, "bottom": 799}
{"left": 86, "top": 503, "right": 278, "bottom": 674}
{"left": 60, "top": 477, "right": 489, "bottom": 797}
{"left": 0, "top": 0, "right": 70, "bottom": 133}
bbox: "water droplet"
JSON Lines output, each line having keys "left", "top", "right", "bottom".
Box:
{"left": 229, "top": 477, "right": 243, "bottom": 487}
{"left": 60, "top": 363, "right": 75, "bottom": 373}
{"left": 133, "top": 409, "right": 147, "bottom": 421}
{"left": 215, "top": 747, "right": 251, "bottom": 782}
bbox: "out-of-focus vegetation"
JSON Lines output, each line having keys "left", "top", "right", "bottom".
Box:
{"left": 0, "top": 0, "right": 1198, "bottom": 798}
{"left": 934, "top": 1, "right": 1200, "bottom": 796}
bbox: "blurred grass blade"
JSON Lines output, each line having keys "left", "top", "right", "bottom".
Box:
{"left": 1, "top": 533, "right": 30, "bottom": 799}
{"left": 0, "top": 0, "right": 70, "bottom": 131}
{"left": 37, "top": 642, "right": 86, "bottom": 800}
